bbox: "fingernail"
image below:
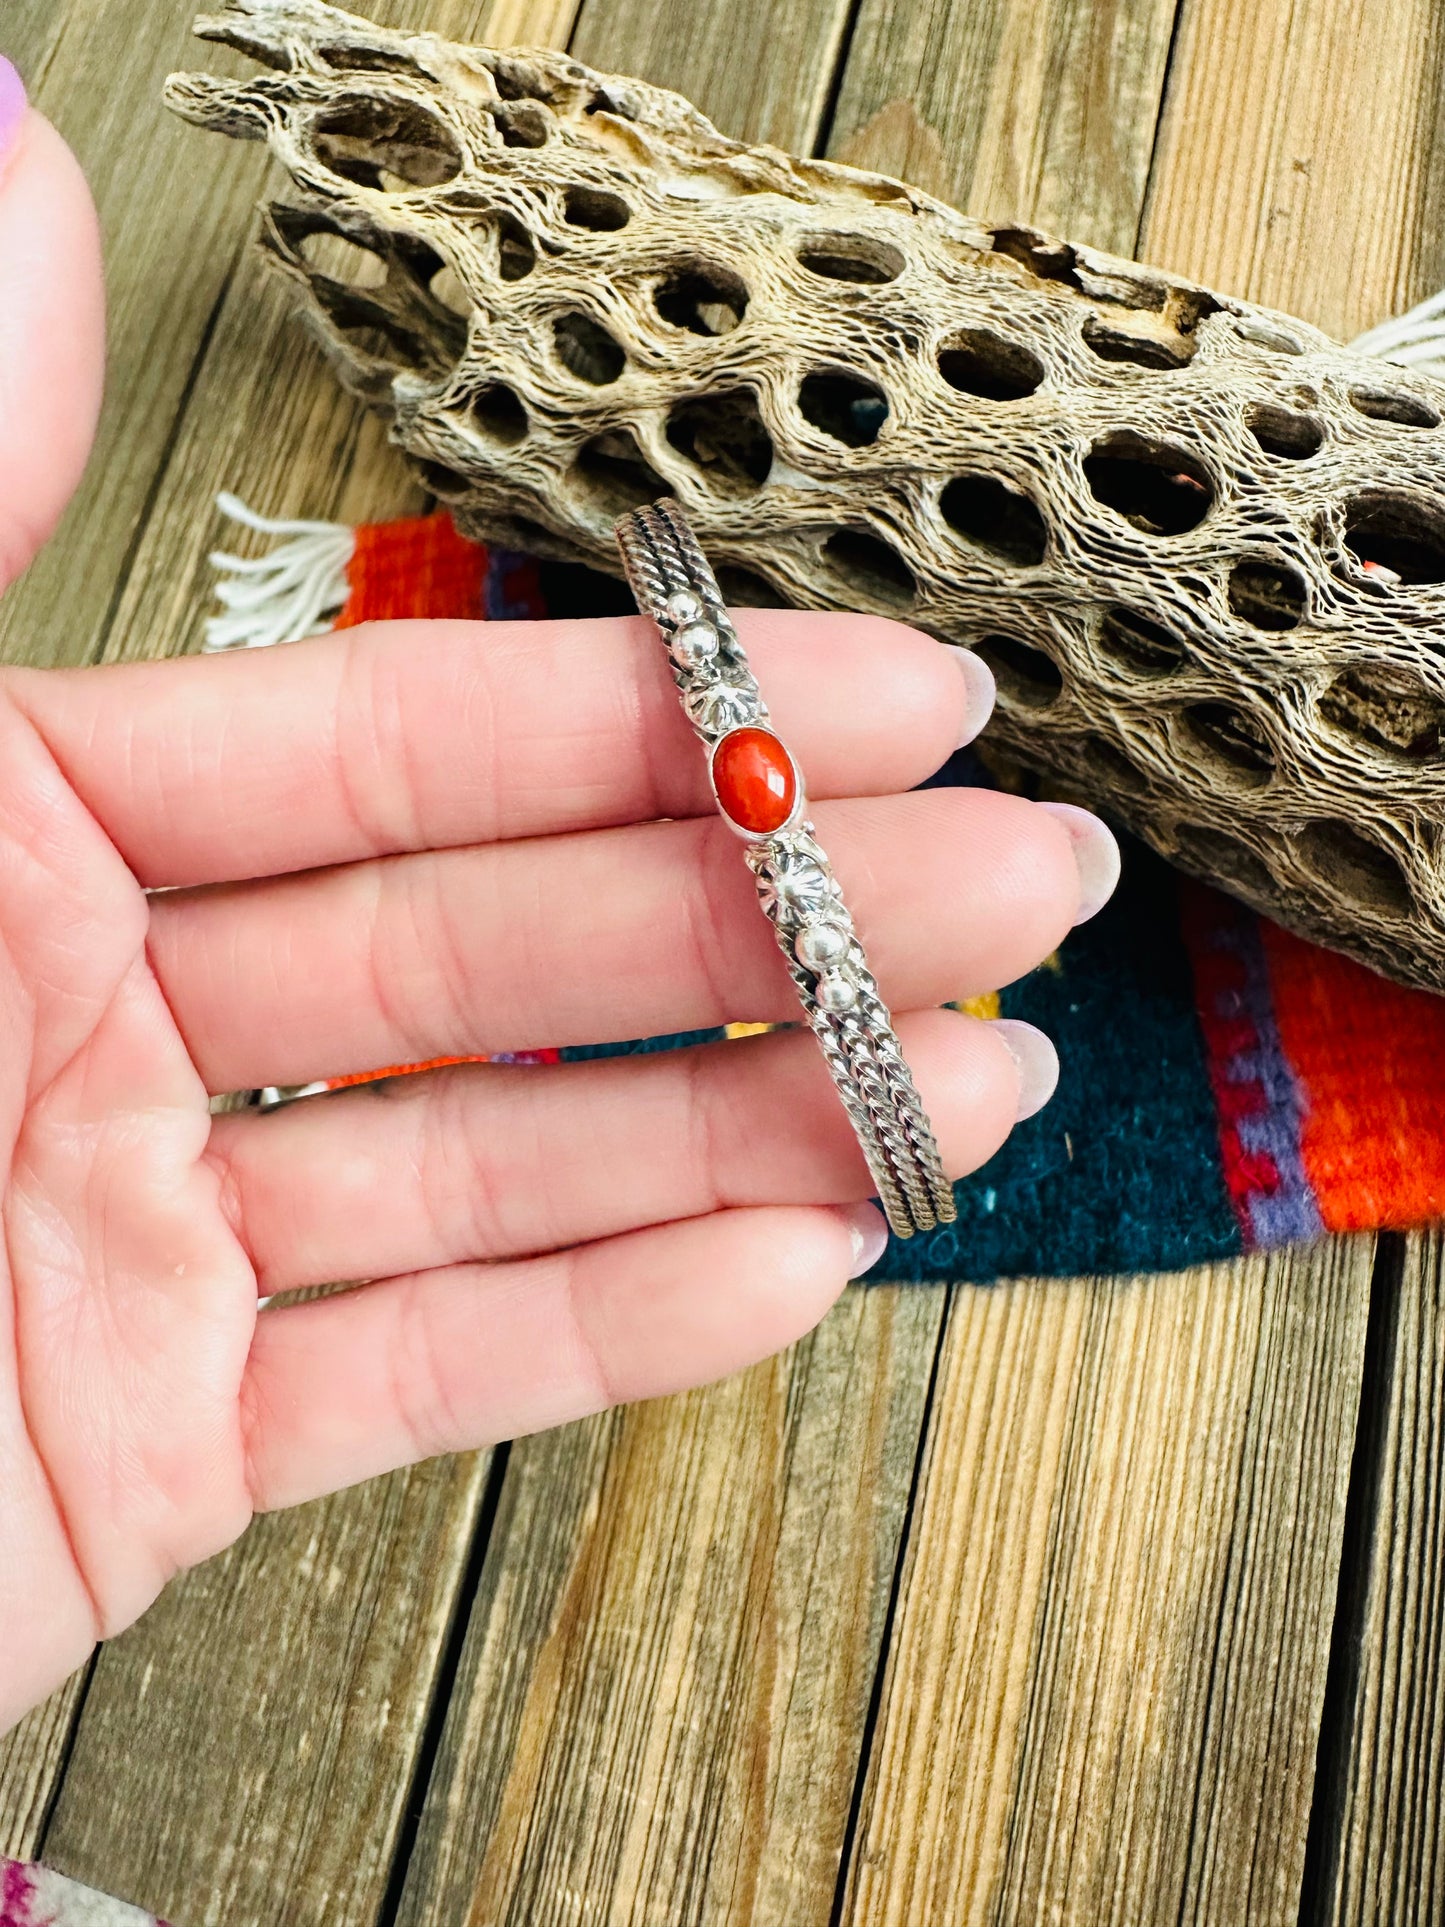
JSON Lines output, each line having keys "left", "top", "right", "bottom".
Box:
{"left": 1037, "top": 800, "right": 1122, "bottom": 924}
{"left": 945, "top": 645, "right": 997, "bottom": 748}
{"left": 0, "top": 59, "right": 27, "bottom": 165}
{"left": 988, "top": 1018, "right": 1060, "bottom": 1120}
{"left": 838, "top": 1201, "right": 890, "bottom": 1278}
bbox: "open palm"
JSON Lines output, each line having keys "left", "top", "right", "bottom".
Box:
{"left": 0, "top": 102, "right": 1102, "bottom": 1731}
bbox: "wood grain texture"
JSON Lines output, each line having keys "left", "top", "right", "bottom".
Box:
{"left": 99, "top": 0, "right": 581, "bottom": 667}
{"left": 0, "top": 0, "right": 272, "bottom": 670}
{"left": 829, "top": 0, "right": 1182, "bottom": 255}
{"left": 394, "top": 1289, "right": 943, "bottom": 1927}
{"left": 0, "top": 0, "right": 570, "bottom": 673}
{"left": 1318, "top": 1231, "right": 1445, "bottom": 1926}
{"left": 841, "top": 1243, "right": 1375, "bottom": 1926}
{"left": 569, "top": 0, "right": 856, "bottom": 150}
{"left": 41, "top": 1456, "right": 491, "bottom": 1927}
{"left": 2, "top": 0, "right": 73, "bottom": 96}
{"left": 0, "top": 1670, "right": 89, "bottom": 1863}
{"left": 1144, "top": 0, "right": 1445, "bottom": 338}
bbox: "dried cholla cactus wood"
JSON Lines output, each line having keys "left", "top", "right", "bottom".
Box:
{"left": 168, "top": 0, "right": 1445, "bottom": 993}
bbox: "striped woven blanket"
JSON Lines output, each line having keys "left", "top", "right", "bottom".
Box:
{"left": 212, "top": 504, "right": 1445, "bottom": 1282}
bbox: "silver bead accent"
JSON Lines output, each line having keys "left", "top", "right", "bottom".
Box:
{"left": 671, "top": 619, "right": 720, "bottom": 668}
{"left": 796, "top": 920, "right": 851, "bottom": 970}
{"left": 816, "top": 968, "right": 860, "bottom": 1012}
{"left": 664, "top": 588, "right": 704, "bottom": 625}
{"left": 685, "top": 677, "right": 758, "bottom": 735}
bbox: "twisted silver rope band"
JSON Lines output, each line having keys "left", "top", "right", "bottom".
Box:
{"left": 614, "top": 498, "right": 956, "bottom": 1240}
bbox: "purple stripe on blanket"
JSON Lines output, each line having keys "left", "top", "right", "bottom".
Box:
{"left": 1210, "top": 903, "right": 1325, "bottom": 1248}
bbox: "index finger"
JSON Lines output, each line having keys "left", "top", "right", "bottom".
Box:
{"left": 5, "top": 609, "right": 984, "bottom": 888}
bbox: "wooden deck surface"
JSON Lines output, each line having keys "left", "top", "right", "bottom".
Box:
{"left": 1, "top": 1, "right": 1443, "bottom": 1922}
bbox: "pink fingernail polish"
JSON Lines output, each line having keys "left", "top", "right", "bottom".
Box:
{"left": 988, "top": 1018, "right": 1060, "bottom": 1120}
{"left": 0, "top": 58, "right": 27, "bottom": 165}
{"left": 1037, "top": 800, "right": 1123, "bottom": 924}
{"left": 840, "top": 1201, "right": 890, "bottom": 1278}
{"left": 945, "top": 645, "right": 997, "bottom": 747}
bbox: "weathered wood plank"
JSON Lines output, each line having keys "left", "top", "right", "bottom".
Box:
{"left": 3, "top": 0, "right": 73, "bottom": 98}
{"left": 1317, "top": 1231, "right": 1445, "bottom": 1926}
{"left": 840, "top": 1243, "right": 1374, "bottom": 1926}
{"left": 1143, "top": 0, "right": 1445, "bottom": 339}
{"left": 0, "top": 1670, "right": 89, "bottom": 1863}
{"left": 0, "top": 0, "right": 273, "bottom": 670}
{"left": 394, "top": 1289, "right": 943, "bottom": 1927}
{"left": 96, "top": 0, "right": 580, "bottom": 668}
{"left": 1, "top": 0, "right": 578, "bottom": 674}
{"left": 569, "top": 0, "right": 855, "bottom": 150}
{"left": 829, "top": 0, "right": 1182, "bottom": 256}
{"left": 42, "top": 1458, "right": 490, "bottom": 1927}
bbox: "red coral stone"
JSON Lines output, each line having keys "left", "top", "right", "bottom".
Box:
{"left": 711, "top": 727, "right": 797, "bottom": 834}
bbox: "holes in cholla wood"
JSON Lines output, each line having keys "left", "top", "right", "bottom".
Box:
{"left": 311, "top": 97, "right": 463, "bottom": 189}
{"left": 796, "top": 233, "right": 905, "bottom": 284}
{"left": 470, "top": 383, "right": 528, "bottom": 445}
{"left": 318, "top": 43, "right": 428, "bottom": 76}
{"left": 429, "top": 261, "right": 471, "bottom": 315}
{"left": 412, "top": 458, "right": 472, "bottom": 502}
{"left": 821, "top": 528, "right": 916, "bottom": 605}
{"left": 1084, "top": 433, "right": 1214, "bottom": 536}
{"left": 298, "top": 228, "right": 389, "bottom": 288}
{"left": 1249, "top": 404, "right": 1326, "bottom": 460}
{"left": 1083, "top": 735, "right": 1150, "bottom": 792}
{"left": 572, "top": 429, "right": 667, "bottom": 517}
{"left": 1228, "top": 559, "right": 1307, "bottom": 630}
{"left": 989, "top": 227, "right": 1086, "bottom": 289}
{"left": 1298, "top": 821, "right": 1413, "bottom": 914}
{"left": 937, "top": 330, "right": 1044, "bottom": 402}
{"left": 1082, "top": 312, "right": 1195, "bottom": 369}
{"left": 1180, "top": 703, "right": 1274, "bottom": 786}
{"left": 974, "top": 633, "right": 1062, "bottom": 706}
{"left": 1348, "top": 385, "right": 1442, "bottom": 429}
{"left": 584, "top": 84, "right": 641, "bottom": 121}
{"left": 489, "top": 100, "right": 549, "bottom": 148}
{"left": 798, "top": 371, "right": 889, "bottom": 448}
{"left": 941, "top": 475, "right": 1048, "bottom": 566}
{"left": 1343, "top": 490, "right": 1445, "bottom": 585}
{"left": 1097, "top": 606, "right": 1187, "bottom": 675}
{"left": 492, "top": 56, "right": 554, "bottom": 102}
{"left": 497, "top": 216, "right": 536, "bottom": 281}
{"left": 564, "top": 185, "right": 631, "bottom": 231}
{"left": 553, "top": 311, "right": 626, "bottom": 384}
{"left": 666, "top": 390, "right": 773, "bottom": 494}
{"left": 716, "top": 564, "right": 790, "bottom": 608}
{"left": 653, "top": 264, "right": 749, "bottom": 336}
{"left": 1176, "top": 824, "right": 1274, "bottom": 898}
{"left": 1319, "top": 667, "right": 1444, "bottom": 761}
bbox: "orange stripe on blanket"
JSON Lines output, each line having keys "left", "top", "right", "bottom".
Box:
{"left": 335, "top": 512, "right": 488, "bottom": 628}
{"left": 1261, "top": 920, "right": 1445, "bottom": 1231}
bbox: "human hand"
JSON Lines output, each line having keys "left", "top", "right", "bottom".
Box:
{"left": 0, "top": 70, "right": 1118, "bottom": 1732}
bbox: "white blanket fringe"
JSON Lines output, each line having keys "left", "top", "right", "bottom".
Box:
{"left": 203, "top": 492, "right": 356, "bottom": 652}
{"left": 202, "top": 288, "right": 1445, "bottom": 650}
{"left": 1351, "top": 288, "right": 1445, "bottom": 372}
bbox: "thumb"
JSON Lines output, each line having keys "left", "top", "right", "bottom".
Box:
{"left": 0, "top": 58, "right": 105, "bottom": 597}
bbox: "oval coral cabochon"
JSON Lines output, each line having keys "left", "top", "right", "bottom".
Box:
{"left": 711, "top": 727, "right": 798, "bottom": 834}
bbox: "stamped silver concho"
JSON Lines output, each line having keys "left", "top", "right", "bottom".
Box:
{"left": 613, "top": 498, "right": 956, "bottom": 1241}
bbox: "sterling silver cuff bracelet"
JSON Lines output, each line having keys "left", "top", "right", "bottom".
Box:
{"left": 614, "top": 497, "right": 956, "bottom": 1240}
